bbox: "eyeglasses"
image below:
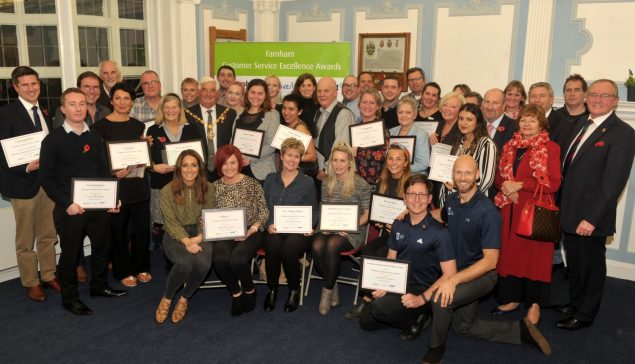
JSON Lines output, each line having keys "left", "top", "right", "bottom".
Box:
{"left": 587, "top": 93, "right": 616, "bottom": 100}
{"left": 405, "top": 192, "right": 429, "bottom": 200}
{"left": 342, "top": 83, "right": 358, "bottom": 89}
{"left": 142, "top": 80, "right": 160, "bottom": 87}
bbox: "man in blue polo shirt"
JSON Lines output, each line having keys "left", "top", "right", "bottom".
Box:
{"left": 359, "top": 174, "right": 456, "bottom": 340}
{"left": 421, "top": 156, "right": 551, "bottom": 364}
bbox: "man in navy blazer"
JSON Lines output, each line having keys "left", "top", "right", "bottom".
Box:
{"left": 529, "top": 82, "right": 572, "bottom": 148}
{"left": 556, "top": 79, "right": 635, "bottom": 330}
{"left": 0, "top": 66, "right": 59, "bottom": 302}
{"left": 482, "top": 88, "right": 516, "bottom": 150}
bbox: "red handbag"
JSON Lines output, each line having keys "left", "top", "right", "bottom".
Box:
{"left": 516, "top": 184, "right": 561, "bottom": 242}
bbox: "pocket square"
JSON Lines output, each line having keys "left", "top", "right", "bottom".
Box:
{"left": 594, "top": 141, "right": 605, "bottom": 147}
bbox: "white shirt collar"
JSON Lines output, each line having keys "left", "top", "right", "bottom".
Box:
{"left": 18, "top": 96, "right": 39, "bottom": 111}
{"left": 62, "top": 120, "right": 90, "bottom": 135}
{"left": 589, "top": 111, "right": 612, "bottom": 126}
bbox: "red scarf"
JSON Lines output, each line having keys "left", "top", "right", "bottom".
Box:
{"left": 494, "top": 130, "right": 550, "bottom": 208}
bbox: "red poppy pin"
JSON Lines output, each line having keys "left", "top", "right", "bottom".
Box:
{"left": 83, "top": 144, "right": 90, "bottom": 153}
{"left": 42, "top": 109, "right": 49, "bottom": 117}
{"left": 594, "top": 141, "right": 605, "bottom": 147}
{"left": 497, "top": 126, "right": 506, "bottom": 132}
{"left": 158, "top": 137, "right": 166, "bottom": 143}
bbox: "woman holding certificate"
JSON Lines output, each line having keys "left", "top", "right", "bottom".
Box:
{"left": 355, "top": 88, "right": 389, "bottom": 186}
{"left": 155, "top": 150, "right": 215, "bottom": 323}
{"left": 92, "top": 82, "right": 152, "bottom": 287}
{"left": 212, "top": 145, "right": 269, "bottom": 316}
{"left": 313, "top": 142, "right": 371, "bottom": 316}
{"left": 280, "top": 94, "right": 318, "bottom": 177}
{"left": 263, "top": 138, "right": 318, "bottom": 312}
{"left": 388, "top": 96, "right": 431, "bottom": 175}
{"left": 147, "top": 94, "right": 201, "bottom": 255}
{"left": 233, "top": 78, "right": 280, "bottom": 183}
{"left": 492, "top": 104, "right": 561, "bottom": 324}
{"left": 437, "top": 103, "right": 497, "bottom": 207}
{"left": 292, "top": 73, "right": 319, "bottom": 137}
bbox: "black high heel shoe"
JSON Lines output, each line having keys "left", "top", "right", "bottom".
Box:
{"left": 264, "top": 287, "right": 278, "bottom": 312}
{"left": 284, "top": 290, "right": 300, "bottom": 312}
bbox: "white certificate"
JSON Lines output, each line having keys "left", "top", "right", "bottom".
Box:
{"left": 107, "top": 140, "right": 151, "bottom": 171}
{"left": 274, "top": 205, "right": 313, "bottom": 234}
{"left": 388, "top": 136, "right": 416, "bottom": 163}
{"left": 416, "top": 121, "right": 438, "bottom": 139}
{"left": 71, "top": 178, "right": 118, "bottom": 210}
{"left": 270, "top": 125, "right": 312, "bottom": 151}
{"left": 142, "top": 121, "right": 155, "bottom": 137}
{"left": 202, "top": 208, "right": 247, "bottom": 241}
{"left": 0, "top": 131, "right": 45, "bottom": 168}
{"left": 361, "top": 257, "right": 410, "bottom": 294}
{"left": 369, "top": 194, "right": 406, "bottom": 225}
{"left": 163, "top": 140, "right": 205, "bottom": 166}
{"left": 430, "top": 143, "right": 453, "bottom": 166}
{"left": 428, "top": 153, "right": 458, "bottom": 183}
{"left": 232, "top": 128, "right": 264, "bottom": 158}
{"left": 319, "top": 204, "right": 359, "bottom": 232}
{"left": 350, "top": 121, "right": 385, "bottom": 148}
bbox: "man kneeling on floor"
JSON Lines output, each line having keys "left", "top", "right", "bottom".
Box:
{"left": 421, "top": 155, "right": 551, "bottom": 364}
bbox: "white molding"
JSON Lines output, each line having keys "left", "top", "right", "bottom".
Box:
{"left": 56, "top": 0, "right": 78, "bottom": 89}
{"left": 521, "top": 0, "right": 555, "bottom": 85}
{"left": 607, "top": 259, "right": 635, "bottom": 281}
{"left": 253, "top": 0, "right": 281, "bottom": 41}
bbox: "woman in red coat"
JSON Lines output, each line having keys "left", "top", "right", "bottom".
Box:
{"left": 492, "top": 104, "right": 561, "bottom": 325}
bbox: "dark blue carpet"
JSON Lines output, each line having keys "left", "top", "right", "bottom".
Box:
{"left": 1, "top": 252, "right": 634, "bottom": 363}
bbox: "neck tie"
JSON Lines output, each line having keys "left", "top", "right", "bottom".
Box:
{"left": 562, "top": 119, "right": 593, "bottom": 176}
{"left": 486, "top": 123, "right": 495, "bottom": 137}
{"left": 206, "top": 110, "right": 215, "bottom": 168}
{"left": 32, "top": 105, "right": 43, "bottom": 131}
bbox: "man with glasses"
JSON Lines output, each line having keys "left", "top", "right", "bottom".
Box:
{"left": 341, "top": 75, "right": 361, "bottom": 123}
{"left": 130, "top": 70, "right": 162, "bottom": 123}
{"left": 556, "top": 79, "right": 635, "bottom": 330}
{"left": 556, "top": 74, "right": 589, "bottom": 129}
{"left": 53, "top": 71, "right": 110, "bottom": 129}
{"left": 406, "top": 67, "right": 426, "bottom": 111}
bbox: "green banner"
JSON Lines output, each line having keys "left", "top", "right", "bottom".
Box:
{"left": 214, "top": 42, "right": 351, "bottom": 77}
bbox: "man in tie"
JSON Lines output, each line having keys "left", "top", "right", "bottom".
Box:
{"left": 482, "top": 88, "right": 516, "bottom": 150}
{"left": 341, "top": 75, "right": 361, "bottom": 123}
{"left": 53, "top": 71, "right": 110, "bottom": 129}
{"left": 314, "top": 77, "right": 355, "bottom": 180}
{"left": 380, "top": 76, "right": 402, "bottom": 130}
{"left": 97, "top": 60, "right": 122, "bottom": 111}
{"left": 556, "top": 79, "right": 635, "bottom": 330}
{"left": 185, "top": 76, "right": 236, "bottom": 181}
{"left": 0, "top": 66, "right": 60, "bottom": 302}
{"left": 528, "top": 82, "right": 571, "bottom": 148}
{"left": 406, "top": 67, "right": 426, "bottom": 112}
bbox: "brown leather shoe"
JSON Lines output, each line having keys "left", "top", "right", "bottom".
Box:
{"left": 171, "top": 297, "right": 188, "bottom": 323}
{"left": 77, "top": 265, "right": 88, "bottom": 283}
{"left": 42, "top": 278, "right": 61, "bottom": 293}
{"left": 27, "top": 285, "right": 46, "bottom": 302}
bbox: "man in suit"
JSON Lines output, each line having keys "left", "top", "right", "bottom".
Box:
{"left": 380, "top": 76, "right": 401, "bottom": 129}
{"left": 0, "top": 66, "right": 59, "bottom": 302}
{"left": 53, "top": 71, "right": 110, "bottom": 129}
{"left": 97, "top": 60, "right": 121, "bottom": 111}
{"left": 482, "top": 88, "right": 516, "bottom": 150}
{"left": 528, "top": 82, "right": 571, "bottom": 148}
{"left": 556, "top": 74, "right": 589, "bottom": 129}
{"left": 185, "top": 76, "right": 236, "bottom": 181}
{"left": 556, "top": 79, "right": 635, "bottom": 330}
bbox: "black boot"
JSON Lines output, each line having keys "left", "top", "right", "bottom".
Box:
{"left": 400, "top": 312, "right": 432, "bottom": 340}
{"left": 243, "top": 290, "right": 257, "bottom": 313}
{"left": 264, "top": 287, "right": 278, "bottom": 312}
{"left": 231, "top": 295, "right": 245, "bottom": 317}
{"left": 344, "top": 300, "right": 368, "bottom": 320}
{"left": 284, "top": 290, "right": 300, "bottom": 313}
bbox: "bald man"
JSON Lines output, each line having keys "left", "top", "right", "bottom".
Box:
{"left": 482, "top": 88, "right": 516, "bottom": 150}
{"left": 420, "top": 156, "right": 551, "bottom": 363}
{"left": 97, "top": 60, "right": 122, "bottom": 111}
{"left": 314, "top": 77, "right": 355, "bottom": 177}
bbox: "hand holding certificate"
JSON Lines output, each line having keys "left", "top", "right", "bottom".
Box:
{"left": 202, "top": 208, "right": 247, "bottom": 241}
{"left": 232, "top": 128, "right": 264, "bottom": 158}
{"left": 319, "top": 204, "right": 359, "bottom": 232}
{"left": 270, "top": 125, "right": 312, "bottom": 151}
{"left": 71, "top": 178, "right": 118, "bottom": 210}
{"left": 273, "top": 206, "right": 313, "bottom": 234}
{"left": 163, "top": 140, "right": 205, "bottom": 166}
{"left": 1, "top": 131, "right": 45, "bottom": 168}
{"left": 416, "top": 121, "right": 438, "bottom": 139}
{"left": 107, "top": 140, "right": 151, "bottom": 171}
{"left": 428, "top": 153, "right": 458, "bottom": 183}
{"left": 388, "top": 136, "right": 416, "bottom": 163}
{"left": 350, "top": 121, "right": 385, "bottom": 148}
{"left": 361, "top": 257, "right": 410, "bottom": 294}
{"left": 369, "top": 194, "right": 406, "bottom": 225}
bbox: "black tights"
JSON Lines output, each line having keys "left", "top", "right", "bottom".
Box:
{"left": 311, "top": 234, "right": 354, "bottom": 289}
{"left": 263, "top": 233, "right": 311, "bottom": 290}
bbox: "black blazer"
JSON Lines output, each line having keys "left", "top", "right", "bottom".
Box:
{"left": 547, "top": 109, "right": 572, "bottom": 149}
{"left": 185, "top": 104, "right": 236, "bottom": 158}
{"left": 559, "top": 112, "right": 635, "bottom": 236}
{"left": 0, "top": 100, "right": 53, "bottom": 199}
{"left": 491, "top": 115, "right": 517, "bottom": 151}
{"left": 97, "top": 86, "right": 113, "bottom": 111}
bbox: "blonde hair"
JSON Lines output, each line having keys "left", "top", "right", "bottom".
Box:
{"left": 280, "top": 137, "right": 305, "bottom": 157}
{"left": 265, "top": 75, "right": 282, "bottom": 103}
{"left": 438, "top": 91, "right": 465, "bottom": 111}
{"left": 156, "top": 93, "right": 187, "bottom": 126}
{"left": 325, "top": 142, "right": 356, "bottom": 197}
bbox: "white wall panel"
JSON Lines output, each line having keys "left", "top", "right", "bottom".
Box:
{"left": 570, "top": 2, "right": 635, "bottom": 82}
{"left": 286, "top": 13, "right": 341, "bottom": 42}
{"left": 203, "top": 8, "right": 248, "bottom": 76}
{"left": 433, "top": 5, "right": 515, "bottom": 94}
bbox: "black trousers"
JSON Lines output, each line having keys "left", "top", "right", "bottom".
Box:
{"left": 563, "top": 233, "right": 606, "bottom": 322}
{"left": 428, "top": 271, "right": 521, "bottom": 348}
{"left": 212, "top": 231, "right": 262, "bottom": 295}
{"left": 162, "top": 236, "right": 213, "bottom": 299}
{"left": 110, "top": 200, "right": 150, "bottom": 280}
{"left": 53, "top": 206, "right": 110, "bottom": 305}
{"left": 263, "top": 233, "right": 311, "bottom": 290}
{"left": 359, "top": 285, "right": 429, "bottom": 331}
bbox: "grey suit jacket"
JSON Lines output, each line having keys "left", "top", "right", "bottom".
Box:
{"left": 242, "top": 110, "right": 280, "bottom": 180}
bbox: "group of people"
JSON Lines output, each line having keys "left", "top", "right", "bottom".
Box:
{"left": 1, "top": 59, "right": 634, "bottom": 364}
